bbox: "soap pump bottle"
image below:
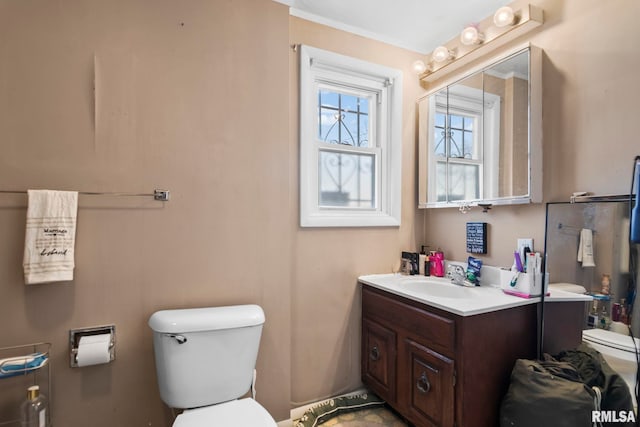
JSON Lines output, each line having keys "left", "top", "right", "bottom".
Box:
{"left": 20, "top": 385, "right": 48, "bottom": 427}
{"left": 419, "top": 246, "right": 427, "bottom": 276}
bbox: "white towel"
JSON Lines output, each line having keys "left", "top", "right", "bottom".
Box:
{"left": 23, "top": 190, "right": 78, "bottom": 284}
{"left": 577, "top": 228, "right": 595, "bottom": 267}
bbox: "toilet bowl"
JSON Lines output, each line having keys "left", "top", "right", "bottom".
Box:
{"left": 582, "top": 328, "right": 639, "bottom": 406}
{"left": 148, "top": 305, "right": 277, "bottom": 427}
{"left": 173, "top": 398, "right": 275, "bottom": 427}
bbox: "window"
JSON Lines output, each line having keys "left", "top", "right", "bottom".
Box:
{"left": 299, "top": 46, "right": 402, "bottom": 227}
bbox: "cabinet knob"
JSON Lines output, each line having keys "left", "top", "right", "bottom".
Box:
{"left": 369, "top": 346, "right": 380, "bottom": 361}
{"left": 416, "top": 372, "right": 431, "bottom": 394}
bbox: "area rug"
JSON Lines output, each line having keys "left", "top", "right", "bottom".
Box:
{"left": 294, "top": 392, "right": 408, "bottom": 427}
{"left": 315, "top": 406, "right": 408, "bottom": 426}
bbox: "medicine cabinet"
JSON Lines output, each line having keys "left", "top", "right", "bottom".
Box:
{"left": 417, "top": 44, "right": 542, "bottom": 209}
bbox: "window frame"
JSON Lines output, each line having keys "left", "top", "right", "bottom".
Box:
{"left": 299, "top": 45, "right": 402, "bottom": 227}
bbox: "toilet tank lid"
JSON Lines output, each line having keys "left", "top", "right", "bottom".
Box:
{"left": 148, "top": 305, "right": 265, "bottom": 333}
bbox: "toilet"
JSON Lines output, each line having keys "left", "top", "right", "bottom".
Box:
{"left": 582, "top": 328, "right": 639, "bottom": 406}
{"left": 148, "top": 305, "right": 277, "bottom": 426}
{"left": 550, "top": 283, "right": 639, "bottom": 406}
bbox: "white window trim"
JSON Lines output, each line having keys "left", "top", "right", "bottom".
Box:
{"left": 299, "top": 45, "right": 402, "bottom": 227}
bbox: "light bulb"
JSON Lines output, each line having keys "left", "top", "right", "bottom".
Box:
{"left": 412, "top": 60, "right": 427, "bottom": 74}
{"left": 493, "top": 6, "right": 516, "bottom": 27}
{"left": 432, "top": 46, "right": 453, "bottom": 63}
{"left": 460, "top": 26, "right": 484, "bottom": 45}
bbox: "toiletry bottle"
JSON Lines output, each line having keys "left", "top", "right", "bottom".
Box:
{"left": 523, "top": 246, "right": 531, "bottom": 272}
{"left": 20, "top": 385, "right": 48, "bottom": 427}
{"left": 612, "top": 303, "right": 621, "bottom": 322}
{"left": 424, "top": 253, "right": 430, "bottom": 277}
{"left": 431, "top": 250, "right": 445, "bottom": 277}
{"left": 620, "top": 299, "right": 629, "bottom": 324}
{"left": 414, "top": 253, "right": 420, "bottom": 275}
{"left": 419, "top": 246, "right": 427, "bottom": 276}
{"left": 588, "top": 301, "right": 599, "bottom": 328}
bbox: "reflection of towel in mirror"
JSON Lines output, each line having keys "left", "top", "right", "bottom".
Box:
{"left": 23, "top": 190, "right": 78, "bottom": 284}
{"left": 577, "top": 228, "right": 595, "bottom": 267}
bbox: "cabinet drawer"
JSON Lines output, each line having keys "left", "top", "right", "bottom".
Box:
{"left": 404, "top": 339, "right": 455, "bottom": 427}
{"left": 362, "top": 318, "right": 396, "bottom": 401}
{"left": 363, "top": 286, "right": 455, "bottom": 355}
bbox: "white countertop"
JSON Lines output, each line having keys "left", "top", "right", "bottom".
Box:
{"left": 358, "top": 273, "right": 592, "bottom": 317}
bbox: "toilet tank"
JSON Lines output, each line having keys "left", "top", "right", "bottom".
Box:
{"left": 148, "top": 305, "right": 265, "bottom": 409}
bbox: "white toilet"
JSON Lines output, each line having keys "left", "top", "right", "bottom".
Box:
{"left": 550, "top": 283, "right": 638, "bottom": 405}
{"left": 148, "top": 305, "right": 277, "bottom": 426}
{"left": 582, "top": 328, "right": 639, "bottom": 406}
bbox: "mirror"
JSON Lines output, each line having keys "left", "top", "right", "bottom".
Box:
{"left": 418, "top": 45, "right": 541, "bottom": 208}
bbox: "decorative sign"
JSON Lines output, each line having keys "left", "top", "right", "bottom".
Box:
{"left": 466, "top": 222, "right": 487, "bottom": 254}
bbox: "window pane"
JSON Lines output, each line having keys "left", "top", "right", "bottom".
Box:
{"left": 450, "top": 114, "right": 463, "bottom": 130}
{"left": 435, "top": 113, "right": 446, "bottom": 128}
{"left": 463, "top": 131, "right": 474, "bottom": 158}
{"left": 320, "top": 90, "right": 339, "bottom": 108}
{"left": 319, "top": 150, "right": 375, "bottom": 208}
{"left": 449, "top": 129, "right": 463, "bottom": 158}
{"left": 359, "top": 97, "right": 369, "bottom": 114}
{"left": 341, "top": 94, "right": 359, "bottom": 112}
{"left": 317, "top": 89, "right": 370, "bottom": 148}
{"left": 448, "top": 163, "right": 479, "bottom": 201}
{"left": 434, "top": 127, "right": 446, "bottom": 157}
{"left": 464, "top": 117, "right": 473, "bottom": 131}
{"left": 342, "top": 111, "right": 359, "bottom": 146}
{"left": 319, "top": 108, "right": 340, "bottom": 143}
{"left": 436, "top": 161, "right": 447, "bottom": 202}
{"left": 359, "top": 114, "right": 370, "bottom": 147}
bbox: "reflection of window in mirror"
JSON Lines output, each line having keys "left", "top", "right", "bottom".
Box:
{"left": 428, "top": 82, "right": 500, "bottom": 203}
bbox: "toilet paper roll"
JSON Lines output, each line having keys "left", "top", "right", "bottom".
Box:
{"left": 76, "top": 334, "right": 111, "bottom": 367}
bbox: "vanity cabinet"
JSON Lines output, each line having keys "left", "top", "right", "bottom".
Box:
{"left": 361, "top": 285, "right": 538, "bottom": 427}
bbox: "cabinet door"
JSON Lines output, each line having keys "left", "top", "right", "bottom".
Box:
{"left": 403, "top": 339, "right": 455, "bottom": 427}
{"left": 362, "top": 318, "right": 396, "bottom": 401}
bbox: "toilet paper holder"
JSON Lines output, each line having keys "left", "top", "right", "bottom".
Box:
{"left": 69, "top": 325, "right": 116, "bottom": 368}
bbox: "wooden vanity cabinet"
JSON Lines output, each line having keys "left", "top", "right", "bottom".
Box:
{"left": 361, "top": 285, "right": 537, "bottom": 427}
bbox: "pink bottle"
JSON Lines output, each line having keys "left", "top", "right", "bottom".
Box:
{"left": 430, "top": 251, "right": 445, "bottom": 277}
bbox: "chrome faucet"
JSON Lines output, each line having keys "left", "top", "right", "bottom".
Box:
{"left": 447, "top": 264, "right": 467, "bottom": 286}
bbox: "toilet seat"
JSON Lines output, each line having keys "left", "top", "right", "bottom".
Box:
{"left": 173, "top": 398, "right": 277, "bottom": 427}
{"left": 582, "top": 328, "right": 640, "bottom": 362}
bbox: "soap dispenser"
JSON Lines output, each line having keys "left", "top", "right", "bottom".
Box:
{"left": 20, "top": 385, "right": 48, "bottom": 427}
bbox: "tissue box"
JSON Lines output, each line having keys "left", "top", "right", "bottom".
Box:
{"left": 500, "top": 269, "right": 547, "bottom": 298}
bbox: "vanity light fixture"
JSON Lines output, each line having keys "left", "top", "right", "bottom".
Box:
{"left": 412, "top": 59, "right": 428, "bottom": 74}
{"left": 493, "top": 6, "right": 517, "bottom": 27}
{"left": 432, "top": 46, "right": 455, "bottom": 63}
{"left": 417, "top": 4, "right": 543, "bottom": 84}
{"left": 460, "top": 25, "right": 484, "bottom": 45}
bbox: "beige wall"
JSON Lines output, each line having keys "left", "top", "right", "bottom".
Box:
{"left": 1, "top": 0, "right": 639, "bottom": 425}
{"left": 0, "top": 0, "right": 292, "bottom": 425}
{"left": 288, "top": 18, "right": 425, "bottom": 405}
{"left": 424, "top": 0, "right": 640, "bottom": 267}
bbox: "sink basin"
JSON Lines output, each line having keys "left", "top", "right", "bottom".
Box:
{"left": 398, "top": 279, "right": 475, "bottom": 299}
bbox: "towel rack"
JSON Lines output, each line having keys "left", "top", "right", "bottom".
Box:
{"left": 557, "top": 223, "right": 596, "bottom": 234}
{"left": 0, "top": 188, "right": 170, "bottom": 201}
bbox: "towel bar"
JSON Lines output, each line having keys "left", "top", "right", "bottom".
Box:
{"left": 0, "top": 188, "right": 170, "bottom": 201}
